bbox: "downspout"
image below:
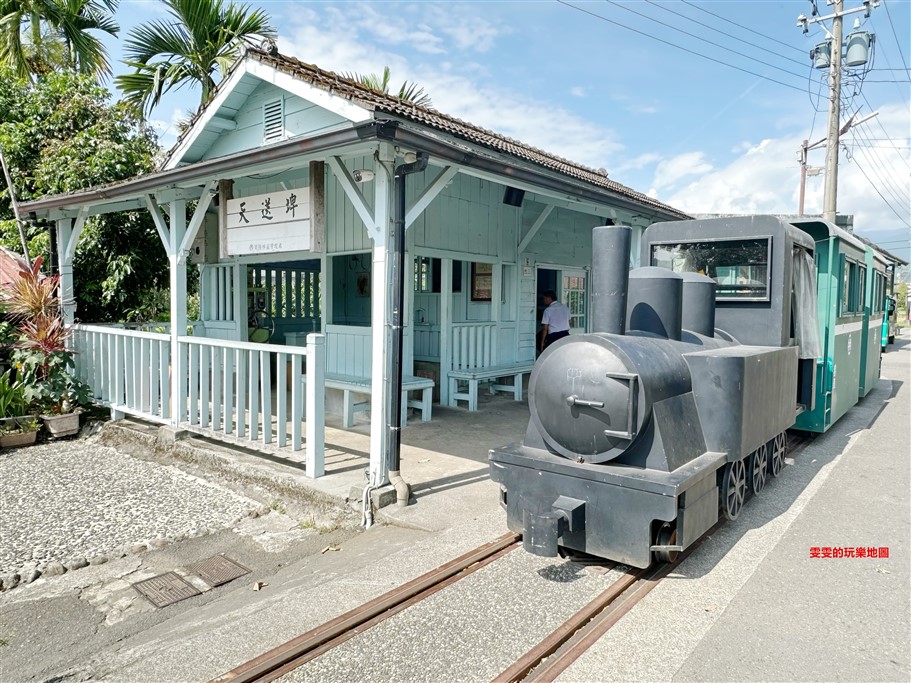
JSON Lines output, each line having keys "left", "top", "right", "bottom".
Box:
{"left": 388, "top": 151, "right": 428, "bottom": 507}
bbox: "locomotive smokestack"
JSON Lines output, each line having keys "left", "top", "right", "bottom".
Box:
{"left": 627, "top": 268, "right": 684, "bottom": 340}
{"left": 591, "top": 226, "right": 632, "bottom": 334}
{"left": 680, "top": 272, "right": 717, "bottom": 337}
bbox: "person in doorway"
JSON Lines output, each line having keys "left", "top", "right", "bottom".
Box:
{"left": 539, "top": 289, "right": 570, "bottom": 353}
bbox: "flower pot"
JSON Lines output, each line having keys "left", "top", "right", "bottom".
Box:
{"left": 40, "top": 412, "right": 81, "bottom": 438}
{"left": 0, "top": 429, "right": 37, "bottom": 448}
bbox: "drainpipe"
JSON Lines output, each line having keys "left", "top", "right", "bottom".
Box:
{"left": 388, "top": 151, "right": 428, "bottom": 507}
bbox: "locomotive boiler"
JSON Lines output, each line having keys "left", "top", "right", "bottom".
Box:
{"left": 489, "top": 218, "right": 817, "bottom": 568}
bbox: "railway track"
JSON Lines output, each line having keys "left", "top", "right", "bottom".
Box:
{"left": 213, "top": 432, "right": 814, "bottom": 683}
{"left": 212, "top": 532, "right": 521, "bottom": 683}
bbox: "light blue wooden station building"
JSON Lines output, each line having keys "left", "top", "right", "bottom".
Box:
{"left": 22, "top": 48, "right": 688, "bottom": 498}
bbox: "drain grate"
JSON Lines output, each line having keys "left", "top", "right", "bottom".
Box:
{"left": 187, "top": 555, "right": 251, "bottom": 587}
{"left": 133, "top": 572, "right": 201, "bottom": 608}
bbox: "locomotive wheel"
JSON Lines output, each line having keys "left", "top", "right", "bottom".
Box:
{"left": 722, "top": 460, "right": 746, "bottom": 521}
{"left": 654, "top": 523, "right": 679, "bottom": 564}
{"left": 750, "top": 444, "right": 768, "bottom": 494}
{"left": 770, "top": 432, "right": 787, "bottom": 478}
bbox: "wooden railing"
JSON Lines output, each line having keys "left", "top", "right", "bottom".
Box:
{"left": 176, "top": 334, "right": 325, "bottom": 477}
{"left": 72, "top": 324, "right": 171, "bottom": 423}
{"left": 70, "top": 325, "right": 327, "bottom": 478}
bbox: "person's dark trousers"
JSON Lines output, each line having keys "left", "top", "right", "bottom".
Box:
{"left": 544, "top": 330, "right": 570, "bottom": 350}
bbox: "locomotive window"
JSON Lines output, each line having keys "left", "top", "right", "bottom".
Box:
{"left": 650, "top": 237, "right": 771, "bottom": 301}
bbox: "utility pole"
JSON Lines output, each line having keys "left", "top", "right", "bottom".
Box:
{"left": 822, "top": 0, "right": 844, "bottom": 223}
{"left": 797, "top": 0, "right": 879, "bottom": 222}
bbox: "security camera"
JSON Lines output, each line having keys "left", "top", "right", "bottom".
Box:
{"left": 352, "top": 169, "right": 375, "bottom": 183}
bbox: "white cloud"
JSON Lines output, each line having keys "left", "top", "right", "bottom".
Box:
{"left": 280, "top": 14, "right": 624, "bottom": 170}
{"left": 613, "top": 153, "right": 661, "bottom": 175}
{"left": 426, "top": 5, "right": 506, "bottom": 52}
{"left": 663, "top": 102, "right": 910, "bottom": 235}
{"left": 651, "top": 152, "right": 714, "bottom": 192}
{"left": 570, "top": 86, "right": 587, "bottom": 98}
{"left": 628, "top": 104, "right": 657, "bottom": 114}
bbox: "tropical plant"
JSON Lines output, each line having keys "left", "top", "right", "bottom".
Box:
{"left": 343, "top": 66, "right": 433, "bottom": 108}
{"left": 0, "top": 69, "right": 169, "bottom": 322}
{"left": 115, "top": 0, "right": 276, "bottom": 114}
{"left": 2, "top": 254, "right": 91, "bottom": 414}
{"left": 0, "top": 0, "right": 119, "bottom": 80}
{"left": 0, "top": 253, "right": 57, "bottom": 320}
{"left": 0, "top": 369, "right": 29, "bottom": 418}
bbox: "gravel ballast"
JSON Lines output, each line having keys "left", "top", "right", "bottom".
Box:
{"left": 0, "top": 435, "right": 260, "bottom": 580}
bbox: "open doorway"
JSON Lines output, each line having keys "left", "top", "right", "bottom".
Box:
{"left": 536, "top": 267, "right": 588, "bottom": 353}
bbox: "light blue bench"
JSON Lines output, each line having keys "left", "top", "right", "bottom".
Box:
{"left": 304, "top": 373, "right": 434, "bottom": 428}
{"left": 448, "top": 362, "right": 535, "bottom": 412}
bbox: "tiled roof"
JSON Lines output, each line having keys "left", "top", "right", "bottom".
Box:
{"left": 168, "top": 48, "right": 687, "bottom": 219}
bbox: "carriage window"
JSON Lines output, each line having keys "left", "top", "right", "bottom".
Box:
{"left": 650, "top": 237, "right": 771, "bottom": 301}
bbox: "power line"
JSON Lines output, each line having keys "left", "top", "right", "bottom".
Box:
{"left": 556, "top": 1, "right": 808, "bottom": 93}
{"left": 604, "top": 0, "right": 808, "bottom": 81}
{"left": 882, "top": 0, "right": 910, "bottom": 79}
{"left": 644, "top": 0, "right": 809, "bottom": 70}
{"left": 861, "top": 92, "right": 911, "bottom": 169}
{"left": 849, "top": 119, "right": 911, "bottom": 205}
{"left": 849, "top": 154, "right": 911, "bottom": 228}
{"left": 680, "top": 0, "right": 807, "bottom": 56}
{"left": 848, "top": 129, "right": 911, "bottom": 219}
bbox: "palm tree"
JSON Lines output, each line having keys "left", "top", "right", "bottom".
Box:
{"left": 0, "top": 0, "right": 118, "bottom": 80}
{"left": 115, "top": 0, "right": 276, "bottom": 115}
{"left": 345, "top": 65, "right": 432, "bottom": 108}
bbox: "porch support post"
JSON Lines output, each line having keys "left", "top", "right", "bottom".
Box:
{"left": 368, "top": 144, "right": 395, "bottom": 488}
{"left": 56, "top": 218, "right": 75, "bottom": 325}
{"left": 168, "top": 200, "right": 187, "bottom": 427}
{"left": 439, "top": 257, "right": 452, "bottom": 405}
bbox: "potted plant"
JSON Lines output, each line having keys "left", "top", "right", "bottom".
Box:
{"left": 0, "top": 416, "right": 40, "bottom": 448}
{"left": 0, "top": 370, "right": 38, "bottom": 448}
{"left": 2, "top": 257, "right": 91, "bottom": 437}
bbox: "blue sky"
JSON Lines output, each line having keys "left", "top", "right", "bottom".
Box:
{"left": 114, "top": 0, "right": 910, "bottom": 261}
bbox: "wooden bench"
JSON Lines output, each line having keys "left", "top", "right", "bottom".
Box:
{"left": 304, "top": 373, "right": 434, "bottom": 428}
{"left": 448, "top": 362, "right": 535, "bottom": 412}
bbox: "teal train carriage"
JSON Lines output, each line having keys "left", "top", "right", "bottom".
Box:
{"left": 791, "top": 219, "right": 870, "bottom": 432}
{"left": 860, "top": 247, "right": 889, "bottom": 397}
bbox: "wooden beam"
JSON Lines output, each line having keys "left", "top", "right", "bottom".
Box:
{"left": 145, "top": 195, "right": 171, "bottom": 253}
{"left": 63, "top": 206, "right": 88, "bottom": 263}
{"left": 405, "top": 165, "right": 457, "bottom": 229}
{"left": 517, "top": 205, "right": 554, "bottom": 254}
{"left": 177, "top": 181, "right": 217, "bottom": 265}
{"left": 209, "top": 116, "right": 237, "bottom": 131}
{"left": 327, "top": 156, "right": 375, "bottom": 234}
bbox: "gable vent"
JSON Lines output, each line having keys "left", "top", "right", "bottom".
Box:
{"left": 263, "top": 98, "right": 284, "bottom": 142}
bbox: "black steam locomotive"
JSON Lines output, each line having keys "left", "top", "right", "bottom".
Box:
{"left": 489, "top": 216, "right": 822, "bottom": 568}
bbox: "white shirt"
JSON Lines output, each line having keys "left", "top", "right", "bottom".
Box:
{"left": 542, "top": 300, "right": 571, "bottom": 333}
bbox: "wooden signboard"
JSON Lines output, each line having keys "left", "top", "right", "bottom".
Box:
{"left": 224, "top": 178, "right": 324, "bottom": 256}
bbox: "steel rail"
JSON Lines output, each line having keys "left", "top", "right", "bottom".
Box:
{"left": 211, "top": 531, "right": 520, "bottom": 683}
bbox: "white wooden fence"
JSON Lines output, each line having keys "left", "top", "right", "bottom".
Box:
{"left": 72, "top": 324, "right": 172, "bottom": 422}
{"left": 71, "top": 325, "right": 327, "bottom": 478}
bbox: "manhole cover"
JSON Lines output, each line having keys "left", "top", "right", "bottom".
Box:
{"left": 187, "top": 555, "right": 251, "bottom": 587}
{"left": 133, "top": 572, "right": 201, "bottom": 608}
